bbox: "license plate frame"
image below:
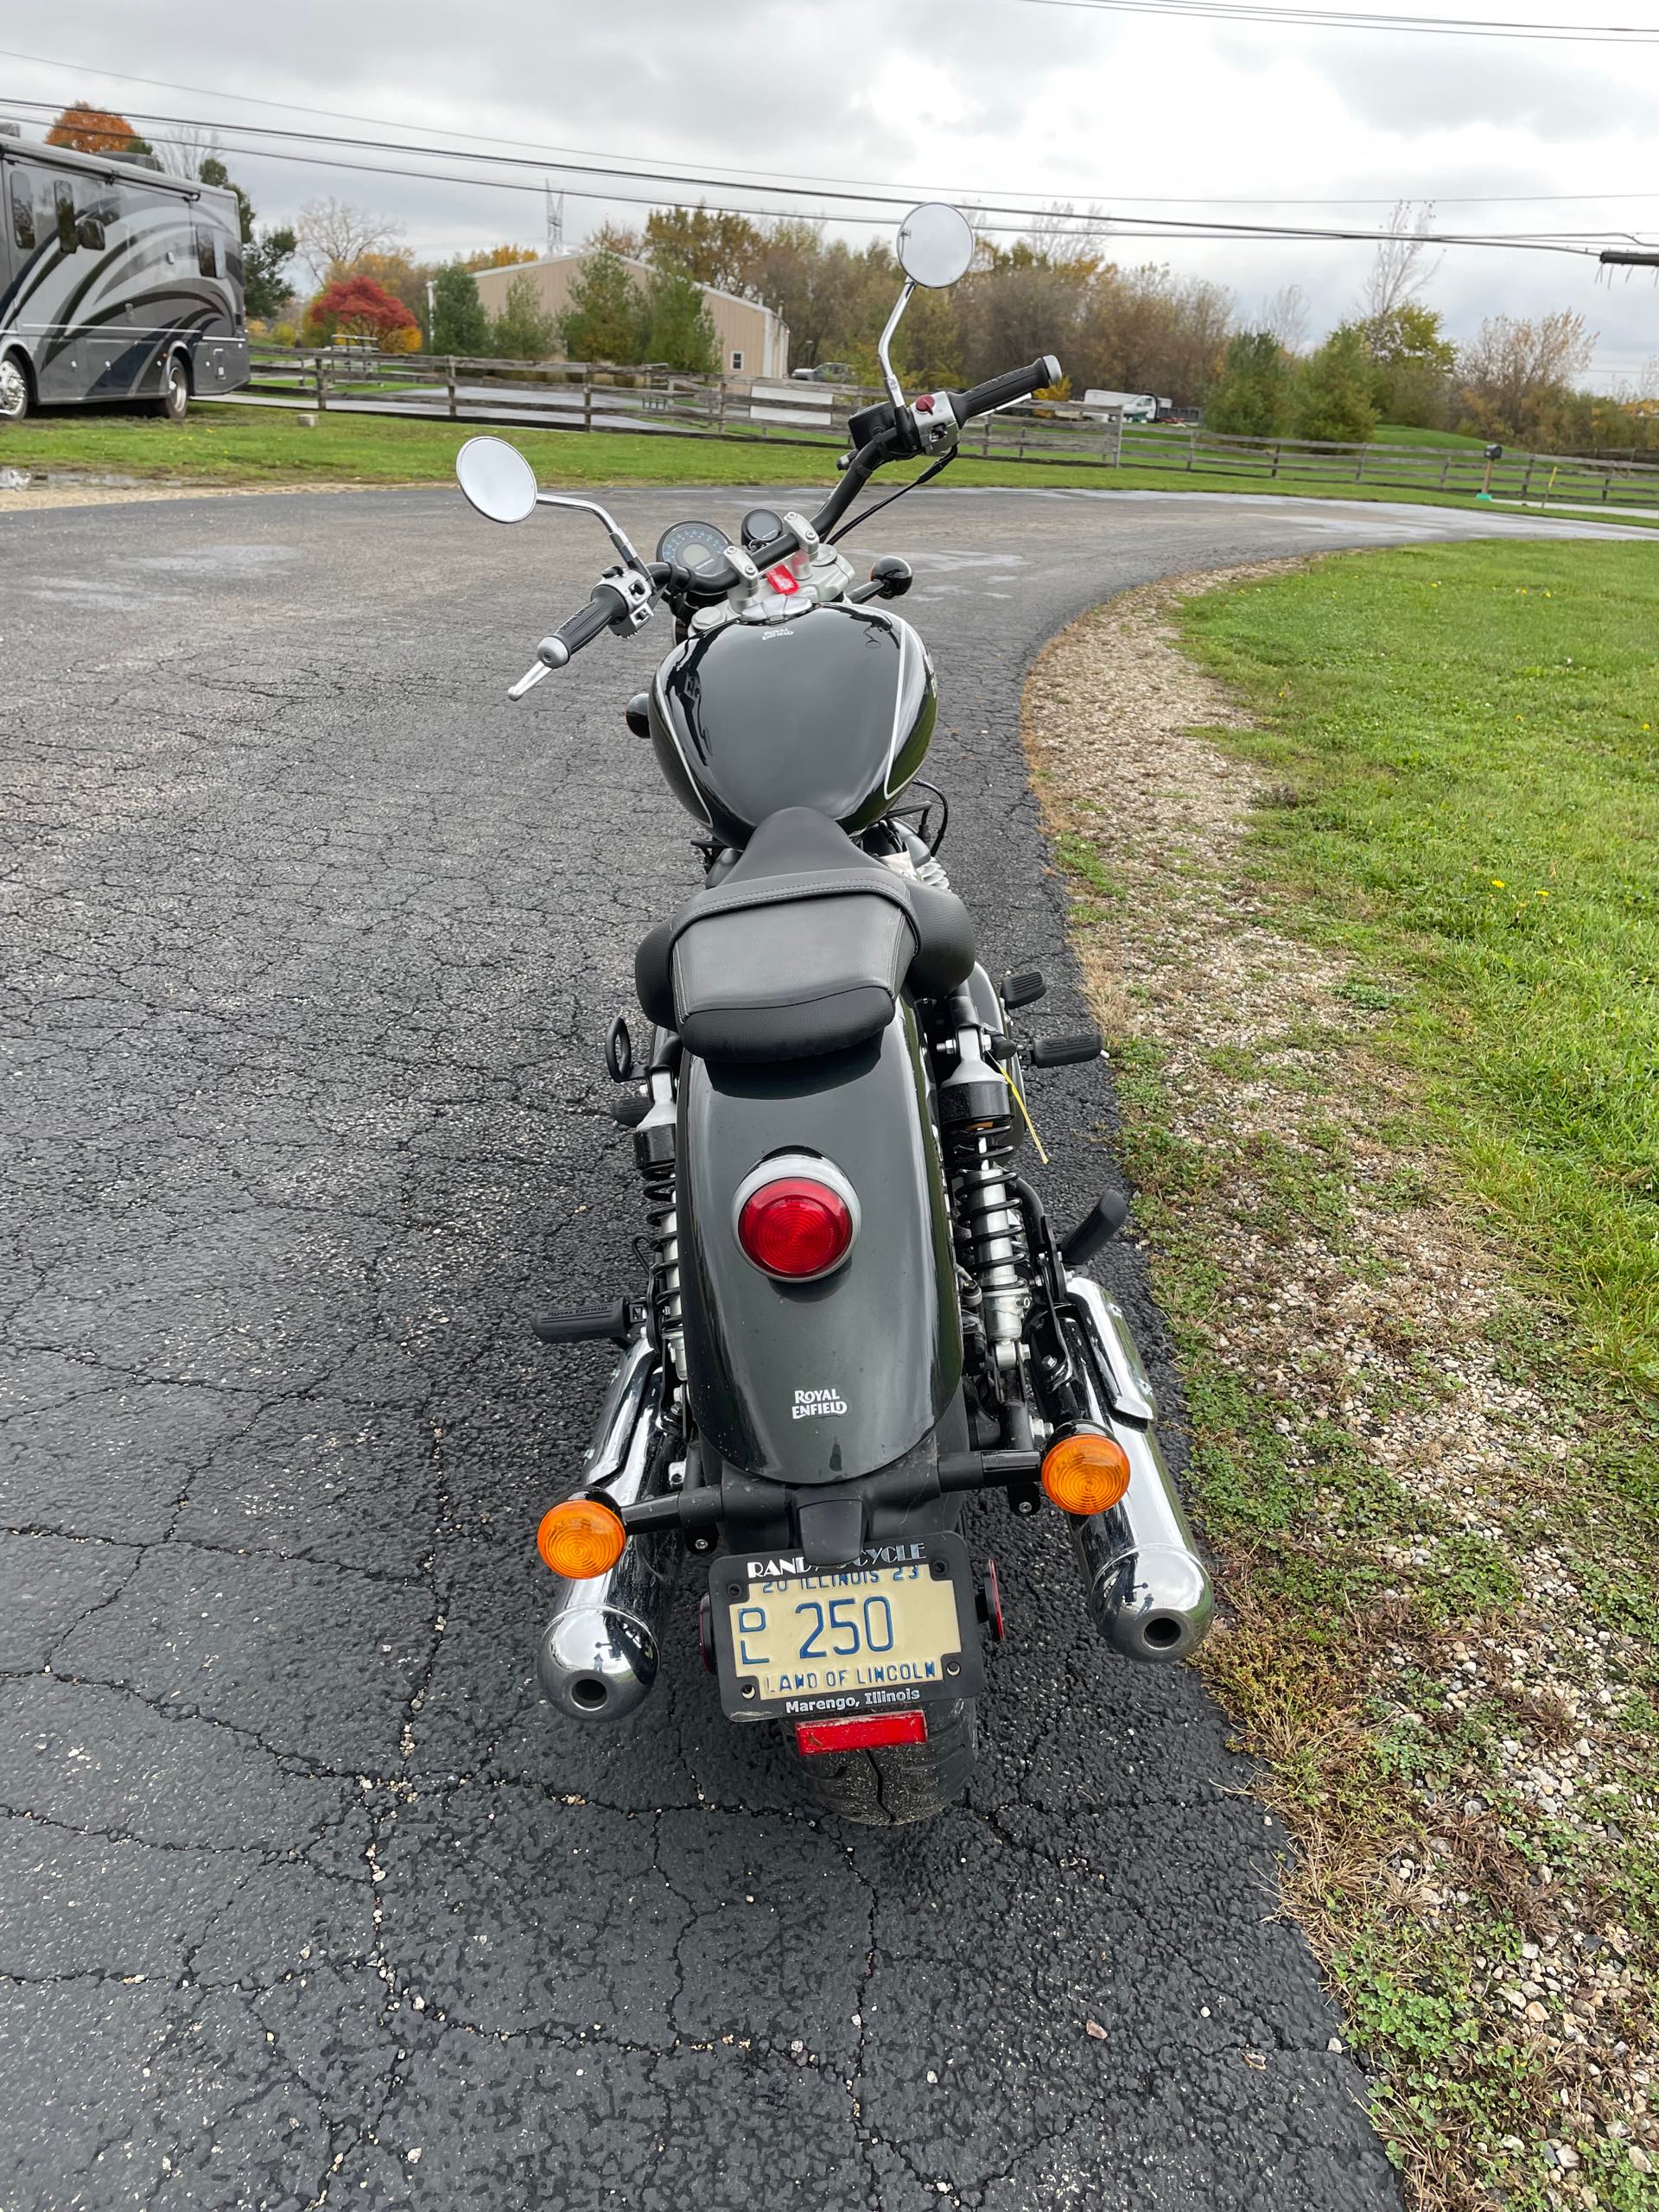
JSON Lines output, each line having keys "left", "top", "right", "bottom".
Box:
{"left": 707, "top": 1534, "right": 984, "bottom": 1723}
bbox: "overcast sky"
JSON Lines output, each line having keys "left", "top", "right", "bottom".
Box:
{"left": 4, "top": 3, "right": 1658, "bottom": 385}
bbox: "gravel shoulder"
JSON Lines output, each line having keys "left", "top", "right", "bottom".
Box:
{"left": 0, "top": 480, "right": 377, "bottom": 511}
{"left": 1023, "top": 567, "right": 1659, "bottom": 2211}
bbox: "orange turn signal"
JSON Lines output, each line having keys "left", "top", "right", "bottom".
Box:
{"left": 1041, "top": 1428, "right": 1132, "bottom": 1516}
{"left": 537, "top": 1497, "right": 627, "bottom": 1580}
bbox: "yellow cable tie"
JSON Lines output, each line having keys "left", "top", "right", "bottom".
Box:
{"left": 1006, "top": 1069, "right": 1050, "bottom": 1167}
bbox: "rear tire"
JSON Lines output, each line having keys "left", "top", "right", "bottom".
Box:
{"left": 793, "top": 1700, "right": 977, "bottom": 1827}
{"left": 156, "top": 354, "right": 189, "bottom": 423}
{"left": 0, "top": 353, "right": 30, "bottom": 424}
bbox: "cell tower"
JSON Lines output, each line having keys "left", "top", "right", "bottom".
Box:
{"left": 545, "top": 185, "right": 565, "bottom": 256}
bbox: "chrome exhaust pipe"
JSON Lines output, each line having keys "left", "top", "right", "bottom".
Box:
{"left": 1061, "top": 1276, "right": 1214, "bottom": 1663}
{"left": 536, "top": 1335, "right": 677, "bottom": 1723}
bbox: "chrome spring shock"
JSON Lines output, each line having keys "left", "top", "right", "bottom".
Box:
{"left": 633, "top": 1062, "right": 684, "bottom": 1385}
{"left": 939, "top": 1005, "right": 1031, "bottom": 1373}
{"left": 953, "top": 1124, "right": 1031, "bottom": 1368}
{"left": 640, "top": 1156, "right": 684, "bottom": 1383}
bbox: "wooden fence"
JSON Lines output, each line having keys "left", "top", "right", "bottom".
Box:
{"left": 240, "top": 346, "right": 1659, "bottom": 512}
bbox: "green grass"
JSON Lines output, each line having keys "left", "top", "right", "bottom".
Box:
{"left": 1374, "top": 423, "right": 1488, "bottom": 449}
{"left": 5, "top": 404, "right": 1656, "bottom": 524}
{"left": 1034, "top": 548, "right": 1659, "bottom": 2206}
{"left": 1178, "top": 540, "right": 1659, "bottom": 1390}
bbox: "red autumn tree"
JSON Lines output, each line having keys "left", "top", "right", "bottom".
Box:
{"left": 302, "top": 274, "right": 421, "bottom": 351}
{"left": 47, "top": 103, "right": 143, "bottom": 154}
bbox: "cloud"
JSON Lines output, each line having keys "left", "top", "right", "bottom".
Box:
{"left": 7, "top": 0, "right": 1653, "bottom": 379}
{"left": 1313, "top": 35, "right": 1659, "bottom": 140}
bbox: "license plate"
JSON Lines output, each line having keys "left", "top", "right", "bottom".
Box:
{"left": 708, "top": 1535, "right": 983, "bottom": 1722}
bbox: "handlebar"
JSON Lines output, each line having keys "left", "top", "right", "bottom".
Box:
{"left": 507, "top": 348, "right": 1062, "bottom": 691}
{"left": 950, "top": 354, "right": 1062, "bottom": 425}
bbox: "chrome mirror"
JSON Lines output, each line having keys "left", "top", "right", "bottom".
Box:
{"left": 455, "top": 435, "right": 538, "bottom": 524}
{"left": 877, "top": 204, "right": 976, "bottom": 411}
{"left": 895, "top": 203, "right": 975, "bottom": 289}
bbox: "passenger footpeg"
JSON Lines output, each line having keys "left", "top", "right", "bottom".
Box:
{"left": 534, "top": 1298, "right": 634, "bottom": 1346}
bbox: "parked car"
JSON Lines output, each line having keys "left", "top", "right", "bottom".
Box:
{"left": 790, "top": 361, "right": 857, "bottom": 385}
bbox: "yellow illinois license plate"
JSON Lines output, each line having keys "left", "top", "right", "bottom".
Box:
{"left": 709, "top": 1535, "right": 982, "bottom": 1721}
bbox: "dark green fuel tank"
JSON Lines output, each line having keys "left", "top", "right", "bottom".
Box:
{"left": 648, "top": 603, "right": 936, "bottom": 844}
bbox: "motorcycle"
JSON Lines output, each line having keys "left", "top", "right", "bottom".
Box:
{"left": 455, "top": 203, "right": 1212, "bottom": 1826}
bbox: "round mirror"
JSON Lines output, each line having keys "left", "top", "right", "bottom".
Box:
{"left": 455, "top": 435, "right": 538, "bottom": 524}
{"left": 895, "top": 203, "right": 975, "bottom": 289}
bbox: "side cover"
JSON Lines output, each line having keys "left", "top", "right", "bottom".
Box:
{"left": 677, "top": 1011, "right": 963, "bottom": 1483}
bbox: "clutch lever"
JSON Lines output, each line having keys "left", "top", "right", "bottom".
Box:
{"left": 507, "top": 660, "right": 553, "bottom": 702}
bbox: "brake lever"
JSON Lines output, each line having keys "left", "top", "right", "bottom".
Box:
{"left": 507, "top": 660, "right": 552, "bottom": 702}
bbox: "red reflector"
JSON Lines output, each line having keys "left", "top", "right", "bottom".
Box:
{"left": 737, "top": 1177, "right": 854, "bottom": 1280}
{"left": 795, "top": 1710, "right": 927, "bottom": 1756}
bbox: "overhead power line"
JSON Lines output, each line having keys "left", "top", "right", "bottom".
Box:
{"left": 3, "top": 44, "right": 1659, "bottom": 213}
{"left": 984, "top": 0, "right": 1659, "bottom": 41}
{"left": 0, "top": 95, "right": 1631, "bottom": 259}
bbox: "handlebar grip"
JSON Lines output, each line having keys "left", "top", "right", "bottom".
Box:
{"left": 541, "top": 581, "right": 627, "bottom": 668}
{"left": 950, "top": 354, "right": 1062, "bottom": 425}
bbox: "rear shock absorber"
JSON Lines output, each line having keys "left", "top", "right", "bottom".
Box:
{"left": 634, "top": 1041, "right": 684, "bottom": 1384}
{"left": 938, "top": 996, "right": 1030, "bottom": 1371}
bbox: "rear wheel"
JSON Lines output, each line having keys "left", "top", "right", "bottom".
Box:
{"left": 0, "top": 353, "right": 30, "bottom": 424}
{"left": 792, "top": 1699, "right": 977, "bottom": 1827}
{"left": 155, "top": 354, "right": 189, "bottom": 423}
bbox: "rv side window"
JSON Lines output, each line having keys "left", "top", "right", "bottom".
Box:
{"left": 54, "top": 178, "right": 77, "bottom": 253}
{"left": 196, "top": 224, "right": 217, "bottom": 278}
{"left": 8, "top": 170, "right": 35, "bottom": 252}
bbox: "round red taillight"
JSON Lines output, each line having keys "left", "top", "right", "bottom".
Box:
{"left": 737, "top": 1176, "right": 855, "bottom": 1280}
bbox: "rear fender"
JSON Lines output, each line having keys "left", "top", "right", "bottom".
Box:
{"left": 677, "top": 1008, "right": 962, "bottom": 1482}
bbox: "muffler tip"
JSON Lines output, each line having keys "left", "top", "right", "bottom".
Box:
{"left": 537, "top": 1605, "right": 661, "bottom": 1722}
{"left": 1093, "top": 1542, "right": 1213, "bottom": 1663}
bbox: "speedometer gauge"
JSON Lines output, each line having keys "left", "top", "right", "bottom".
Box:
{"left": 656, "top": 519, "right": 733, "bottom": 571}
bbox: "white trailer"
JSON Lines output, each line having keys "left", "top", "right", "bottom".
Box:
{"left": 1082, "top": 388, "right": 1159, "bottom": 423}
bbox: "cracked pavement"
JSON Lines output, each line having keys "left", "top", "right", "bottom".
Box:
{"left": 3, "top": 483, "right": 1636, "bottom": 2211}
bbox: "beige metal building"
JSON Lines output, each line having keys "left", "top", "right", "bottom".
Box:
{"left": 472, "top": 251, "right": 790, "bottom": 377}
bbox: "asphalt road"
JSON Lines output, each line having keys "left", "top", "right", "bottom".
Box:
{"left": 2, "top": 486, "right": 1640, "bottom": 2212}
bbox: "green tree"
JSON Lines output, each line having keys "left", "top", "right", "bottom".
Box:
{"left": 641, "top": 264, "right": 718, "bottom": 374}
{"left": 243, "top": 230, "right": 297, "bottom": 321}
{"left": 1205, "top": 331, "right": 1294, "bottom": 437}
{"left": 488, "top": 272, "right": 557, "bottom": 361}
{"left": 1292, "top": 327, "right": 1379, "bottom": 443}
{"left": 556, "top": 251, "right": 648, "bottom": 364}
{"left": 1362, "top": 303, "right": 1457, "bottom": 428}
{"left": 429, "top": 264, "right": 489, "bottom": 356}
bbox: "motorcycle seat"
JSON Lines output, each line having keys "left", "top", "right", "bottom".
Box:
{"left": 634, "top": 806, "right": 974, "bottom": 1065}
